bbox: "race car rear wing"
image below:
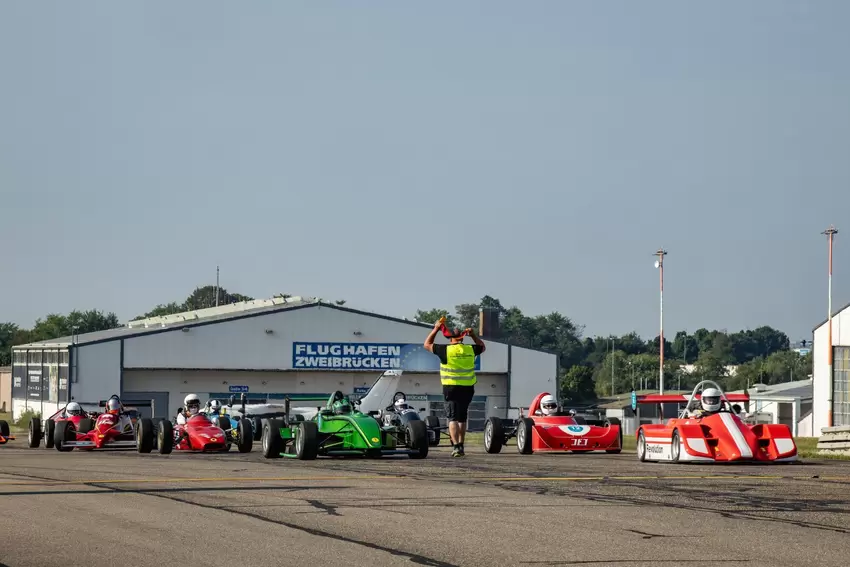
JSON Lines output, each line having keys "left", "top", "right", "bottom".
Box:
{"left": 635, "top": 393, "right": 750, "bottom": 404}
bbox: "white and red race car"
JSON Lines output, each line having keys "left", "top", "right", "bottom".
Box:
{"left": 636, "top": 380, "right": 797, "bottom": 463}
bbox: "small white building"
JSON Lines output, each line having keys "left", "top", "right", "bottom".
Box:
{"left": 10, "top": 297, "right": 558, "bottom": 431}
{"left": 729, "top": 380, "right": 814, "bottom": 437}
{"left": 812, "top": 302, "right": 850, "bottom": 434}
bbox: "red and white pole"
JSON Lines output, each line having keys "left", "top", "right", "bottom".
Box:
{"left": 824, "top": 226, "right": 838, "bottom": 427}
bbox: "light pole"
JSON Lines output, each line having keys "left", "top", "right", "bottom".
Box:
{"left": 823, "top": 225, "right": 838, "bottom": 427}
{"left": 654, "top": 249, "right": 667, "bottom": 394}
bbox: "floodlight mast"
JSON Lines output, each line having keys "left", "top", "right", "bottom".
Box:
{"left": 823, "top": 225, "right": 838, "bottom": 427}
{"left": 654, "top": 249, "right": 668, "bottom": 395}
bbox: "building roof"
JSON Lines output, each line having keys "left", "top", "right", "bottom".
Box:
{"left": 11, "top": 296, "right": 555, "bottom": 354}
{"left": 812, "top": 301, "right": 850, "bottom": 333}
{"left": 729, "top": 379, "right": 813, "bottom": 401}
{"left": 12, "top": 296, "right": 317, "bottom": 348}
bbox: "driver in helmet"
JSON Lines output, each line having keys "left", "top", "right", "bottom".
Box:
{"left": 393, "top": 394, "right": 410, "bottom": 411}
{"left": 176, "top": 394, "right": 202, "bottom": 425}
{"left": 104, "top": 396, "right": 135, "bottom": 433}
{"left": 332, "top": 396, "right": 353, "bottom": 415}
{"left": 207, "top": 399, "right": 222, "bottom": 416}
{"left": 65, "top": 401, "right": 84, "bottom": 418}
{"left": 538, "top": 394, "right": 560, "bottom": 416}
{"left": 688, "top": 388, "right": 723, "bottom": 418}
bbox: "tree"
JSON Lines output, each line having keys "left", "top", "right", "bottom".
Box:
{"left": 135, "top": 302, "right": 185, "bottom": 320}
{"left": 454, "top": 303, "right": 480, "bottom": 330}
{"left": 184, "top": 286, "right": 253, "bottom": 311}
{"left": 0, "top": 322, "right": 19, "bottom": 366}
{"left": 560, "top": 366, "right": 595, "bottom": 403}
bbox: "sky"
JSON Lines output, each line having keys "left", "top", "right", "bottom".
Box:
{"left": 1, "top": 1, "right": 849, "bottom": 342}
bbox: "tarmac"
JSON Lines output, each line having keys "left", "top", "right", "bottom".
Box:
{"left": 1, "top": 444, "right": 849, "bottom": 567}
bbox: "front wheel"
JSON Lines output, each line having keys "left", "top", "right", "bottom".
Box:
{"left": 516, "top": 418, "right": 534, "bottom": 454}
{"left": 136, "top": 418, "right": 155, "bottom": 453}
{"left": 484, "top": 417, "right": 504, "bottom": 454}
{"left": 637, "top": 429, "right": 647, "bottom": 462}
{"left": 295, "top": 421, "right": 319, "bottom": 460}
{"left": 236, "top": 418, "right": 253, "bottom": 453}
{"left": 261, "top": 419, "right": 283, "bottom": 458}
{"left": 406, "top": 420, "right": 429, "bottom": 459}
{"left": 157, "top": 420, "right": 174, "bottom": 454}
{"left": 425, "top": 415, "right": 441, "bottom": 446}
{"left": 28, "top": 417, "right": 42, "bottom": 448}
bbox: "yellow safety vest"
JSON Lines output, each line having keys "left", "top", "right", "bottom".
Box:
{"left": 440, "top": 344, "right": 477, "bottom": 386}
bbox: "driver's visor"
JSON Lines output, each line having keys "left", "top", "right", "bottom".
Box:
{"left": 702, "top": 397, "right": 720, "bottom": 405}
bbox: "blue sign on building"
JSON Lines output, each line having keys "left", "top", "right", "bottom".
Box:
{"left": 353, "top": 387, "right": 371, "bottom": 395}
{"left": 229, "top": 385, "right": 249, "bottom": 393}
{"left": 292, "top": 342, "right": 481, "bottom": 372}
{"left": 631, "top": 390, "right": 637, "bottom": 412}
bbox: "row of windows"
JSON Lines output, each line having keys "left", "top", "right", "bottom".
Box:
{"left": 11, "top": 350, "right": 69, "bottom": 365}
{"left": 835, "top": 346, "right": 850, "bottom": 426}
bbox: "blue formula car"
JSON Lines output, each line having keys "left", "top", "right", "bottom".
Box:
{"left": 202, "top": 398, "right": 253, "bottom": 453}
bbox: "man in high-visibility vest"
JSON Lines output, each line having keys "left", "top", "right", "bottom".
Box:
{"left": 424, "top": 318, "right": 486, "bottom": 457}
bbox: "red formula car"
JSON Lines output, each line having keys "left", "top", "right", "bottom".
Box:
{"left": 635, "top": 380, "right": 797, "bottom": 463}
{"left": 155, "top": 412, "right": 253, "bottom": 454}
{"left": 0, "top": 419, "right": 14, "bottom": 445}
{"left": 484, "top": 392, "right": 622, "bottom": 454}
{"left": 29, "top": 401, "right": 106, "bottom": 448}
{"left": 53, "top": 397, "right": 156, "bottom": 453}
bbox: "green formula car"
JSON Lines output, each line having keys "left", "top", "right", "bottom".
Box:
{"left": 260, "top": 390, "right": 429, "bottom": 460}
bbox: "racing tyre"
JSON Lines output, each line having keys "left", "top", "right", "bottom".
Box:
{"left": 237, "top": 418, "right": 253, "bottom": 453}
{"left": 0, "top": 420, "right": 10, "bottom": 438}
{"left": 425, "top": 415, "right": 441, "bottom": 446}
{"left": 671, "top": 429, "right": 681, "bottom": 463}
{"left": 136, "top": 418, "right": 155, "bottom": 453}
{"left": 261, "top": 419, "right": 283, "bottom": 458}
{"left": 406, "top": 420, "right": 429, "bottom": 459}
{"left": 77, "top": 418, "right": 95, "bottom": 434}
{"left": 54, "top": 421, "right": 74, "bottom": 452}
{"left": 157, "top": 420, "right": 174, "bottom": 454}
{"left": 295, "top": 421, "right": 319, "bottom": 460}
{"left": 484, "top": 417, "right": 504, "bottom": 454}
{"left": 28, "top": 417, "right": 42, "bottom": 448}
{"left": 217, "top": 416, "right": 232, "bottom": 451}
{"left": 45, "top": 419, "right": 55, "bottom": 448}
{"left": 637, "top": 429, "right": 647, "bottom": 462}
{"left": 516, "top": 417, "right": 534, "bottom": 454}
{"left": 605, "top": 417, "right": 622, "bottom": 454}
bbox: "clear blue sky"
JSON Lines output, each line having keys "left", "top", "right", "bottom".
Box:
{"left": 2, "top": 1, "right": 848, "bottom": 341}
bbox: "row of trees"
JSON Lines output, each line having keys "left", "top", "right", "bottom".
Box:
{"left": 2, "top": 288, "right": 812, "bottom": 406}
{"left": 414, "top": 296, "right": 812, "bottom": 403}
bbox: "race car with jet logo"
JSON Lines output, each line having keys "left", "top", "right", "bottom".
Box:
{"left": 483, "top": 392, "right": 622, "bottom": 454}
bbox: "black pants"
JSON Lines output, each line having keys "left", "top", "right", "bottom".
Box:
{"left": 443, "top": 384, "right": 475, "bottom": 423}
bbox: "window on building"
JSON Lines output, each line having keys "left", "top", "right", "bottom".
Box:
{"left": 60, "top": 350, "right": 69, "bottom": 365}
{"left": 834, "top": 347, "right": 850, "bottom": 427}
{"left": 13, "top": 350, "right": 25, "bottom": 365}
{"left": 28, "top": 350, "right": 42, "bottom": 365}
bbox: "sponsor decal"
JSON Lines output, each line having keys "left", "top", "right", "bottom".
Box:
{"left": 371, "top": 437, "right": 379, "bottom": 443}
{"left": 647, "top": 444, "right": 663, "bottom": 454}
{"left": 566, "top": 425, "right": 584, "bottom": 433}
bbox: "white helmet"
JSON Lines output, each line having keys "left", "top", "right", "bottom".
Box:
{"left": 184, "top": 394, "right": 201, "bottom": 415}
{"left": 209, "top": 399, "right": 220, "bottom": 414}
{"left": 700, "top": 388, "right": 722, "bottom": 412}
{"left": 540, "top": 394, "right": 558, "bottom": 416}
{"left": 66, "top": 401, "right": 83, "bottom": 416}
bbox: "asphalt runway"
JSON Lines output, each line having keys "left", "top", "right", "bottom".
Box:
{"left": 1, "top": 444, "right": 849, "bottom": 567}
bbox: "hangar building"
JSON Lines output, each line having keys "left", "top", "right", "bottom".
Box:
{"left": 10, "top": 296, "right": 559, "bottom": 431}
{"left": 812, "top": 302, "right": 850, "bottom": 433}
